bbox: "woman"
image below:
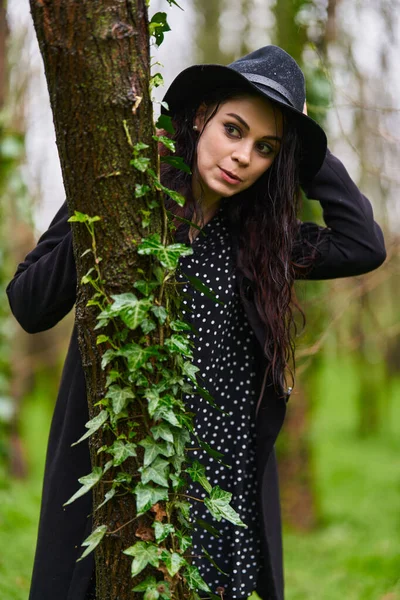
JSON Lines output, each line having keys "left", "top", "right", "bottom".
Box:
{"left": 6, "top": 46, "right": 386, "bottom": 600}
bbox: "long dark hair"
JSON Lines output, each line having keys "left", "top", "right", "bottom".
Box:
{"left": 161, "top": 87, "right": 316, "bottom": 397}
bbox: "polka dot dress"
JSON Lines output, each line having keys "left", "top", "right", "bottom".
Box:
{"left": 176, "top": 202, "right": 262, "bottom": 599}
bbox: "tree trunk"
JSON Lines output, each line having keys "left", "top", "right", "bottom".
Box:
{"left": 29, "top": 2, "right": 162, "bottom": 597}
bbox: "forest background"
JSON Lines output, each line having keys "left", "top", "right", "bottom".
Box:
{"left": 0, "top": 0, "right": 399, "bottom": 599}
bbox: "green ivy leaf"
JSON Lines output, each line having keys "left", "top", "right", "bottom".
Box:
{"left": 133, "top": 482, "right": 169, "bottom": 514}
{"left": 204, "top": 486, "right": 247, "bottom": 527}
{"left": 77, "top": 525, "right": 107, "bottom": 562}
{"left": 163, "top": 551, "right": 187, "bottom": 577}
{"left": 155, "top": 114, "right": 175, "bottom": 134}
{"left": 105, "top": 385, "right": 134, "bottom": 414}
{"left": 131, "top": 156, "right": 151, "bottom": 172}
{"left": 173, "top": 428, "right": 191, "bottom": 456}
{"left": 68, "top": 211, "right": 100, "bottom": 224}
{"left": 151, "top": 305, "right": 168, "bottom": 324}
{"left": 140, "top": 318, "right": 157, "bottom": 334}
{"left": 201, "top": 545, "right": 229, "bottom": 576}
{"left": 123, "top": 541, "right": 160, "bottom": 577}
{"left": 160, "top": 155, "right": 191, "bottom": 175}
{"left": 164, "top": 334, "right": 193, "bottom": 357}
{"left": 63, "top": 467, "right": 103, "bottom": 506}
{"left": 183, "top": 273, "right": 225, "bottom": 305}
{"left": 197, "top": 438, "right": 231, "bottom": 467}
{"left": 137, "top": 233, "right": 193, "bottom": 270}
{"left": 95, "top": 487, "right": 116, "bottom": 511}
{"left": 140, "top": 456, "right": 170, "bottom": 487}
{"left": 186, "top": 460, "right": 212, "bottom": 493}
{"left": 170, "top": 320, "right": 192, "bottom": 332}
{"left": 150, "top": 72, "right": 164, "bottom": 90}
{"left": 153, "top": 134, "right": 175, "bottom": 152}
{"left": 170, "top": 499, "right": 191, "bottom": 528}
{"left": 139, "top": 436, "right": 174, "bottom": 467}
{"left": 195, "top": 519, "right": 220, "bottom": 543}
{"left": 184, "top": 564, "right": 211, "bottom": 592}
{"left": 181, "top": 361, "right": 200, "bottom": 384}
{"left": 149, "top": 12, "right": 171, "bottom": 46}
{"left": 96, "top": 334, "right": 110, "bottom": 345}
{"left": 72, "top": 410, "right": 109, "bottom": 446}
{"left": 174, "top": 530, "right": 192, "bottom": 553}
{"left": 135, "top": 183, "right": 151, "bottom": 198}
{"left": 151, "top": 422, "right": 174, "bottom": 443}
{"left": 108, "top": 440, "right": 137, "bottom": 466}
{"left": 133, "top": 576, "right": 157, "bottom": 592}
{"left": 152, "top": 521, "right": 175, "bottom": 543}
{"left": 134, "top": 279, "right": 159, "bottom": 297}
{"left": 134, "top": 142, "right": 150, "bottom": 152}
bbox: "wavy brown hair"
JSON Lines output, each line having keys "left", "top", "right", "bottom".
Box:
{"left": 161, "top": 87, "right": 317, "bottom": 398}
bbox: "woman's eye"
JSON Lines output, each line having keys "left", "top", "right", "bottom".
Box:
{"left": 257, "top": 142, "right": 274, "bottom": 155}
{"left": 224, "top": 124, "right": 241, "bottom": 138}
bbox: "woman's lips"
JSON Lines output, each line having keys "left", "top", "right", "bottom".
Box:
{"left": 219, "top": 167, "right": 242, "bottom": 184}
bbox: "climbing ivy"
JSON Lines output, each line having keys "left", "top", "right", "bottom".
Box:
{"left": 65, "top": 3, "right": 256, "bottom": 600}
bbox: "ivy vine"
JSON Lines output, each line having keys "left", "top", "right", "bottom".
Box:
{"left": 66, "top": 3, "right": 254, "bottom": 600}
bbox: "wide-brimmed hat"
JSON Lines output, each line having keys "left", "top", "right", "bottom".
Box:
{"left": 162, "top": 45, "right": 327, "bottom": 182}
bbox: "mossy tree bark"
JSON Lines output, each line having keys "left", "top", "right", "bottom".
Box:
{"left": 29, "top": 1, "right": 163, "bottom": 597}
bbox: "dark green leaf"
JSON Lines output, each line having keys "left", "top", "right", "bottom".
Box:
{"left": 170, "top": 320, "right": 193, "bottom": 332}
{"left": 182, "top": 360, "right": 200, "bottom": 382}
{"left": 149, "top": 12, "right": 171, "bottom": 46}
{"left": 153, "top": 134, "right": 175, "bottom": 152}
{"left": 195, "top": 518, "right": 220, "bottom": 538}
{"left": 160, "top": 155, "right": 191, "bottom": 174}
{"left": 183, "top": 273, "right": 225, "bottom": 305}
{"left": 156, "top": 114, "right": 175, "bottom": 135}
{"left": 201, "top": 545, "right": 229, "bottom": 575}
{"left": 197, "top": 438, "right": 231, "bottom": 467}
{"left": 173, "top": 428, "right": 191, "bottom": 456}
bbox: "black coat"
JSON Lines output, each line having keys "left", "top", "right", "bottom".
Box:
{"left": 6, "top": 149, "right": 386, "bottom": 600}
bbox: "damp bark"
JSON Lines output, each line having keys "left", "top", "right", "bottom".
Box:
{"left": 29, "top": 1, "right": 164, "bottom": 598}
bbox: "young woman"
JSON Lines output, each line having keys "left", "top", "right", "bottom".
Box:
{"left": 7, "top": 46, "right": 386, "bottom": 600}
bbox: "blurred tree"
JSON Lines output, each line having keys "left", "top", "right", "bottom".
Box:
{"left": 272, "top": 0, "right": 337, "bottom": 530}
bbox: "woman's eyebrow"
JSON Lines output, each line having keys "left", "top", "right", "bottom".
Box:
{"left": 225, "top": 112, "right": 282, "bottom": 142}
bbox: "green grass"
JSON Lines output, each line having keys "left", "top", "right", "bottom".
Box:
{"left": 284, "top": 356, "right": 400, "bottom": 600}
{"left": 0, "top": 357, "right": 399, "bottom": 599}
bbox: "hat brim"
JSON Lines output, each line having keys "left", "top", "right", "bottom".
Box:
{"left": 162, "top": 64, "right": 327, "bottom": 183}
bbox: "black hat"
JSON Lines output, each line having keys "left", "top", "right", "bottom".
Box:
{"left": 162, "top": 45, "right": 327, "bottom": 182}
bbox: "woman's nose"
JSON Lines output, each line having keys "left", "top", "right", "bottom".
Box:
{"left": 232, "top": 144, "right": 251, "bottom": 166}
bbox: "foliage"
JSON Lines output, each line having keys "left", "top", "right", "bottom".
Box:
{"left": 64, "top": 3, "right": 249, "bottom": 598}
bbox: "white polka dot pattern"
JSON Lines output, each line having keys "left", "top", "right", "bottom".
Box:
{"left": 176, "top": 205, "right": 262, "bottom": 598}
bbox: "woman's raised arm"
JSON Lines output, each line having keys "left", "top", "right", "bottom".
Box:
{"left": 6, "top": 201, "right": 77, "bottom": 333}
{"left": 294, "top": 148, "right": 386, "bottom": 279}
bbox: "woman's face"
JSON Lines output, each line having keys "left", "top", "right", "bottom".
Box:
{"left": 193, "top": 94, "right": 283, "bottom": 206}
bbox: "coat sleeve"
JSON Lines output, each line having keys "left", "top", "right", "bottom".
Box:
{"left": 6, "top": 201, "right": 77, "bottom": 334}
{"left": 294, "top": 148, "right": 386, "bottom": 280}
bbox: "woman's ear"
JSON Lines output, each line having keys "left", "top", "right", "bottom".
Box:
{"left": 194, "top": 102, "right": 207, "bottom": 131}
